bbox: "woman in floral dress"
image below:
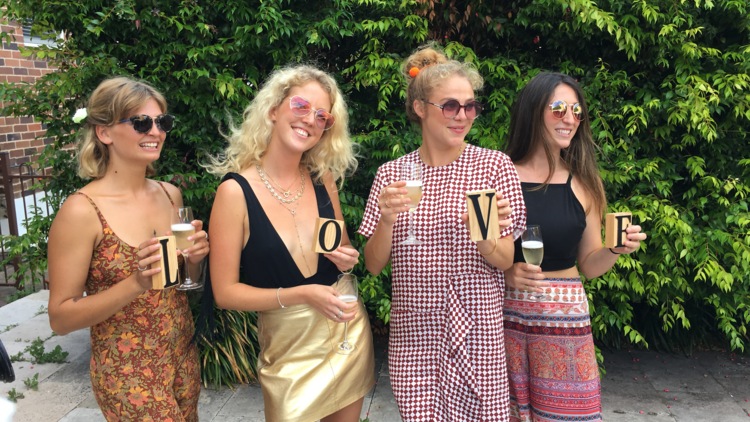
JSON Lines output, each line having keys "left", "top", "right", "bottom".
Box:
{"left": 47, "top": 77, "right": 209, "bottom": 422}
{"left": 358, "top": 46, "right": 526, "bottom": 421}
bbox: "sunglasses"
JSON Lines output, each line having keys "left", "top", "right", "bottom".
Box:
{"left": 289, "top": 96, "right": 335, "bottom": 131}
{"left": 118, "top": 114, "right": 176, "bottom": 134}
{"left": 422, "top": 99, "right": 483, "bottom": 120}
{"left": 549, "top": 101, "right": 585, "bottom": 121}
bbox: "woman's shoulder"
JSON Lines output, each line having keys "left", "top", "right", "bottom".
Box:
{"left": 53, "top": 191, "right": 101, "bottom": 232}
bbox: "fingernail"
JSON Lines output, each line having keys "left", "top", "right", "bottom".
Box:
{"left": 187, "top": 237, "right": 193, "bottom": 241}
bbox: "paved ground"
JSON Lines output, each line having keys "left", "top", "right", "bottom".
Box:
{"left": 1, "top": 290, "right": 749, "bottom": 421}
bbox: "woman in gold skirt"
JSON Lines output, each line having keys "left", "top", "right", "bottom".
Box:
{"left": 204, "top": 65, "right": 374, "bottom": 422}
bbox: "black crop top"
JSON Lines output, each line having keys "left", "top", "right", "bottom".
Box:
{"left": 513, "top": 173, "right": 587, "bottom": 271}
{"left": 225, "top": 172, "right": 341, "bottom": 288}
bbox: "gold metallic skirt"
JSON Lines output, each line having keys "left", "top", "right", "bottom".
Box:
{"left": 257, "top": 296, "right": 375, "bottom": 422}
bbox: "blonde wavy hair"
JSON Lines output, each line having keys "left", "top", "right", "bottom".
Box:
{"left": 76, "top": 76, "right": 167, "bottom": 179}
{"left": 402, "top": 45, "right": 484, "bottom": 125}
{"left": 205, "top": 65, "right": 357, "bottom": 185}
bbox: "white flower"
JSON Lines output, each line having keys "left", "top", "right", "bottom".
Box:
{"left": 72, "top": 108, "right": 87, "bottom": 124}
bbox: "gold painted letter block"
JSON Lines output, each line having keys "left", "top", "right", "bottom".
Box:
{"left": 312, "top": 217, "right": 345, "bottom": 254}
{"left": 150, "top": 235, "right": 181, "bottom": 290}
{"left": 605, "top": 212, "right": 632, "bottom": 249}
{"left": 466, "top": 189, "right": 500, "bottom": 242}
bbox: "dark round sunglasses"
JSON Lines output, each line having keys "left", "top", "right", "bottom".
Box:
{"left": 118, "top": 114, "right": 176, "bottom": 134}
{"left": 549, "top": 101, "right": 585, "bottom": 121}
{"left": 422, "top": 99, "right": 483, "bottom": 120}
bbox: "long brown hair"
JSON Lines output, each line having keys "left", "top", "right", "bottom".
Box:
{"left": 505, "top": 72, "right": 606, "bottom": 216}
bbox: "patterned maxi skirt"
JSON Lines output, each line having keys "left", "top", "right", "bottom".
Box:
{"left": 503, "top": 277, "right": 602, "bottom": 422}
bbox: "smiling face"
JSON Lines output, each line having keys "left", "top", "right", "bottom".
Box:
{"left": 268, "top": 81, "right": 332, "bottom": 155}
{"left": 542, "top": 83, "right": 581, "bottom": 151}
{"left": 415, "top": 74, "right": 475, "bottom": 149}
{"left": 96, "top": 97, "right": 167, "bottom": 165}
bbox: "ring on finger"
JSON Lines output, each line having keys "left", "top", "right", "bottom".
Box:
{"left": 205, "top": 233, "right": 209, "bottom": 242}
{"left": 137, "top": 263, "right": 148, "bottom": 272}
{"left": 337, "top": 309, "right": 343, "bottom": 319}
{"left": 385, "top": 199, "right": 391, "bottom": 208}
{"left": 523, "top": 285, "right": 529, "bottom": 291}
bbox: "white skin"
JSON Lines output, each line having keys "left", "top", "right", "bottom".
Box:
{"left": 48, "top": 98, "right": 209, "bottom": 336}
{"left": 208, "top": 81, "right": 362, "bottom": 422}
{"left": 364, "top": 74, "right": 514, "bottom": 275}
{"left": 506, "top": 83, "right": 648, "bottom": 292}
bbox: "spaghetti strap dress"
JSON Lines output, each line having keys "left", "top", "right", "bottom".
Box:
{"left": 76, "top": 182, "right": 200, "bottom": 422}
{"left": 222, "top": 172, "right": 375, "bottom": 422}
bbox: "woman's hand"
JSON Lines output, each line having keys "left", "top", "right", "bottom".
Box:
{"left": 304, "top": 285, "right": 358, "bottom": 323}
{"left": 505, "top": 262, "right": 550, "bottom": 293}
{"left": 610, "top": 225, "right": 647, "bottom": 255}
{"left": 459, "top": 193, "right": 513, "bottom": 233}
{"left": 184, "top": 220, "right": 210, "bottom": 264}
{"left": 135, "top": 238, "right": 164, "bottom": 291}
{"left": 324, "top": 246, "right": 359, "bottom": 272}
{"left": 378, "top": 181, "right": 411, "bottom": 225}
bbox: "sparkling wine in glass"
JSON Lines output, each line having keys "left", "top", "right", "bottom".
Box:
{"left": 399, "top": 162, "right": 423, "bottom": 246}
{"left": 522, "top": 225, "right": 547, "bottom": 301}
{"left": 335, "top": 274, "right": 359, "bottom": 355}
{"left": 171, "top": 207, "right": 202, "bottom": 291}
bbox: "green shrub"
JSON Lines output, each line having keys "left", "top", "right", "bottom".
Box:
{"left": 2, "top": 0, "right": 748, "bottom": 386}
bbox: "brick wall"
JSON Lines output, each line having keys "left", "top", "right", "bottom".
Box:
{"left": 0, "top": 20, "right": 56, "bottom": 200}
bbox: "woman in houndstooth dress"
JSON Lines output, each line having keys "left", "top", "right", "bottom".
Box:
{"left": 358, "top": 46, "right": 526, "bottom": 421}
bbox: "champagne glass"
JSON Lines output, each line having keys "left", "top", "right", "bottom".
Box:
{"left": 521, "top": 225, "right": 547, "bottom": 301}
{"left": 398, "top": 162, "right": 423, "bottom": 246}
{"left": 335, "top": 274, "right": 359, "bottom": 355}
{"left": 171, "top": 207, "right": 202, "bottom": 290}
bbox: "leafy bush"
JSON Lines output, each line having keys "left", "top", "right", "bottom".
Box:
{"left": 2, "top": 0, "right": 748, "bottom": 385}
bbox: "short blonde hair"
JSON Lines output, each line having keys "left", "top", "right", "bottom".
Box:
{"left": 205, "top": 65, "right": 357, "bottom": 185}
{"left": 76, "top": 77, "right": 167, "bottom": 179}
{"left": 402, "top": 45, "right": 484, "bottom": 125}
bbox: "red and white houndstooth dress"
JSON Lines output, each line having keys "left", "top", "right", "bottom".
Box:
{"left": 358, "top": 145, "right": 527, "bottom": 421}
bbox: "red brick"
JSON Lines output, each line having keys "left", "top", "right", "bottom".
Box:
{"left": 0, "top": 118, "right": 3, "bottom": 125}
{"left": 0, "top": 51, "right": 12, "bottom": 58}
{"left": 22, "top": 76, "right": 35, "bottom": 83}
{"left": 1, "top": 25, "right": 17, "bottom": 33}
{"left": 0, "top": 67, "right": 12, "bottom": 75}
{"left": 30, "top": 139, "right": 43, "bottom": 147}
{"left": 21, "top": 132, "right": 34, "bottom": 140}
{"left": 15, "top": 141, "right": 29, "bottom": 148}
{"left": 11, "top": 51, "right": 22, "bottom": 59}
{"left": 28, "top": 69, "right": 41, "bottom": 76}
{"left": 5, "top": 117, "right": 19, "bottom": 125}
{"left": 41, "top": 69, "right": 55, "bottom": 75}
{"left": 0, "top": 76, "right": 5, "bottom": 82}
{"left": 19, "top": 60, "right": 32, "bottom": 68}
{"left": 1, "top": 142, "right": 16, "bottom": 151}
{"left": 13, "top": 125, "right": 27, "bottom": 132}
{"left": 5, "top": 59, "right": 19, "bottom": 67}
{"left": 7, "top": 76, "right": 22, "bottom": 83}
{"left": 9, "top": 149, "right": 22, "bottom": 157}
{"left": 0, "top": 126, "right": 11, "bottom": 134}
{"left": 28, "top": 124, "right": 42, "bottom": 131}
{"left": 34, "top": 131, "right": 47, "bottom": 138}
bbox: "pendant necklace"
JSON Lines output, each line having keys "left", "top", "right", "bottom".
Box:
{"left": 257, "top": 164, "right": 314, "bottom": 276}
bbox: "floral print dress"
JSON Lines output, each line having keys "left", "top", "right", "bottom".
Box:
{"left": 77, "top": 185, "right": 200, "bottom": 422}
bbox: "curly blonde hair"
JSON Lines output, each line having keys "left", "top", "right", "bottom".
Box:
{"left": 205, "top": 65, "right": 357, "bottom": 185}
{"left": 402, "top": 45, "right": 484, "bottom": 125}
{"left": 76, "top": 77, "right": 167, "bottom": 179}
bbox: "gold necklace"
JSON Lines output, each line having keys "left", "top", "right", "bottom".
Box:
{"left": 257, "top": 164, "right": 314, "bottom": 276}
{"left": 265, "top": 169, "right": 300, "bottom": 198}
{"left": 419, "top": 142, "right": 466, "bottom": 165}
{"left": 257, "top": 164, "right": 305, "bottom": 204}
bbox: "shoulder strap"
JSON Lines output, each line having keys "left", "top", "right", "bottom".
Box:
{"left": 313, "top": 181, "right": 336, "bottom": 219}
{"left": 74, "top": 192, "right": 108, "bottom": 228}
{"left": 566, "top": 172, "right": 574, "bottom": 186}
{"left": 156, "top": 182, "right": 181, "bottom": 217}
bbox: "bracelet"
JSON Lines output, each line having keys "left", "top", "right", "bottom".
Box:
{"left": 276, "top": 287, "right": 286, "bottom": 308}
{"left": 479, "top": 238, "right": 498, "bottom": 257}
{"left": 609, "top": 248, "right": 622, "bottom": 255}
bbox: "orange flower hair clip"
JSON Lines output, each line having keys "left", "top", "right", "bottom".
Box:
{"left": 409, "top": 64, "right": 435, "bottom": 78}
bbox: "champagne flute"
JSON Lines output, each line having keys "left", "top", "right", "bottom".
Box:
{"left": 335, "top": 274, "right": 359, "bottom": 355}
{"left": 398, "top": 162, "right": 423, "bottom": 246}
{"left": 171, "top": 207, "right": 203, "bottom": 291}
{"left": 521, "top": 225, "right": 547, "bottom": 301}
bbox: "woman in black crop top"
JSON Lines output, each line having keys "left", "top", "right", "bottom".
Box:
{"left": 501, "top": 73, "right": 647, "bottom": 422}
{"left": 203, "top": 65, "right": 374, "bottom": 422}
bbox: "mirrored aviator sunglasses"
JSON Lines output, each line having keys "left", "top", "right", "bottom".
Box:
{"left": 289, "top": 95, "right": 335, "bottom": 131}
{"left": 118, "top": 114, "right": 176, "bottom": 134}
{"left": 549, "top": 101, "right": 585, "bottom": 121}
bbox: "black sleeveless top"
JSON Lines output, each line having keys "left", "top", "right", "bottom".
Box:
{"left": 224, "top": 172, "right": 341, "bottom": 288}
{"left": 513, "top": 173, "right": 587, "bottom": 271}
